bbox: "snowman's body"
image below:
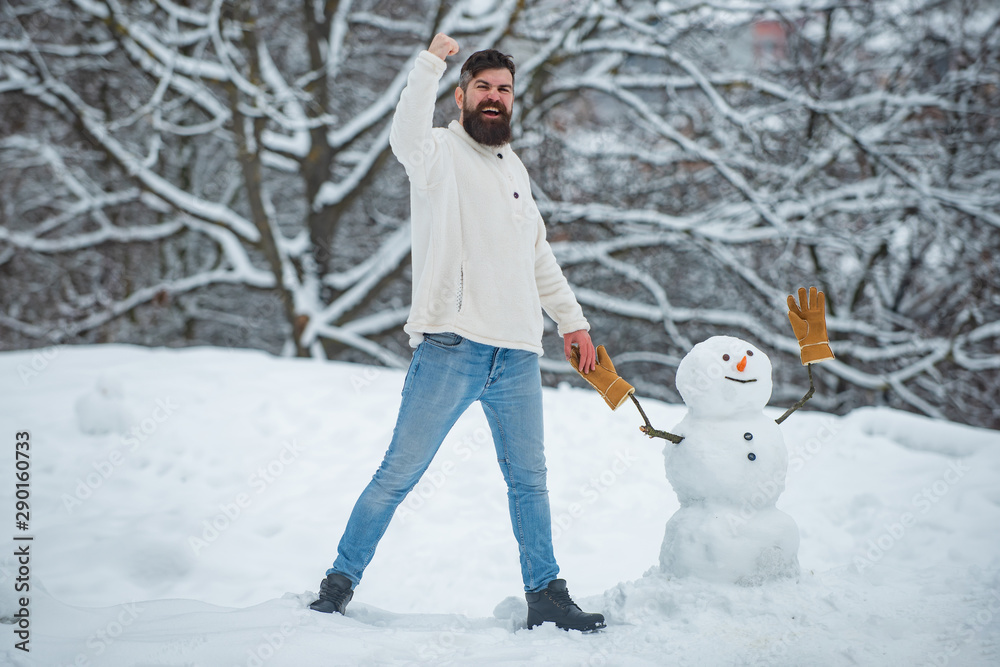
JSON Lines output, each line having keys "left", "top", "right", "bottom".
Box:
{"left": 660, "top": 336, "right": 800, "bottom": 585}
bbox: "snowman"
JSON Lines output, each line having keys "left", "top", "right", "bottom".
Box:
{"left": 571, "top": 287, "right": 835, "bottom": 586}
{"left": 647, "top": 335, "right": 799, "bottom": 585}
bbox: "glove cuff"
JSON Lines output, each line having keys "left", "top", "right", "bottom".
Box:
{"left": 603, "top": 377, "right": 636, "bottom": 411}
{"left": 799, "top": 342, "right": 835, "bottom": 365}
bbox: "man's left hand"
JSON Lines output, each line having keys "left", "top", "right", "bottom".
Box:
{"left": 564, "top": 329, "right": 595, "bottom": 374}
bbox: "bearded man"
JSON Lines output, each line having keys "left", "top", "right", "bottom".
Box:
{"left": 309, "top": 33, "right": 605, "bottom": 633}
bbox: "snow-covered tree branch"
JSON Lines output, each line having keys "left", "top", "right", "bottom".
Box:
{"left": 1, "top": 0, "right": 997, "bottom": 427}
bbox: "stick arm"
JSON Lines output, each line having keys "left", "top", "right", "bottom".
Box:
{"left": 775, "top": 364, "right": 815, "bottom": 425}
{"left": 630, "top": 394, "right": 684, "bottom": 444}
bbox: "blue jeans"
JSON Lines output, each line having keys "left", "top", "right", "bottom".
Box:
{"left": 328, "top": 332, "right": 559, "bottom": 593}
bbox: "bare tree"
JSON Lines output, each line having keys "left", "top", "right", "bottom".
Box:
{"left": 515, "top": 0, "right": 1000, "bottom": 427}
{"left": 1, "top": 0, "right": 998, "bottom": 427}
{"left": 1, "top": 0, "right": 526, "bottom": 363}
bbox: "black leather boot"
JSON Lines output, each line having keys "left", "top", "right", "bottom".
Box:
{"left": 525, "top": 579, "right": 605, "bottom": 632}
{"left": 309, "top": 572, "right": 354, "bottom": 614}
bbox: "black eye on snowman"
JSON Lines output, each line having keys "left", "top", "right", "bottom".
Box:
{"left": 723, "top": 354, "right": 730, "bottom": 361}
{"left": 747, "top": 350, "right": 753, "bottom": 356}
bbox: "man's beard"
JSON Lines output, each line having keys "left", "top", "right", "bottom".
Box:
{"left": 463, "top": 97, "right": 512, "bottom": 147}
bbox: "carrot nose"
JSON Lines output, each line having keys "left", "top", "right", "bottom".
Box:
{"left": 737, "top": 355, "right": 747, "bottom": 372}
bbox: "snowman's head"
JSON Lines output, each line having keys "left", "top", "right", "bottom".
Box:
{"left": 675, "top": 336, "right": 773, "bottom": 417}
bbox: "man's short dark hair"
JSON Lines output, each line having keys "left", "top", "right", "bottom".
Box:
{"left": 459, "top": 49, "right": 515, "bottom": 91}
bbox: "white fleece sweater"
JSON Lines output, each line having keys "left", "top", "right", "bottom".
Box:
{"left": 389, "top": 51, "right": 589, "bottom": 355}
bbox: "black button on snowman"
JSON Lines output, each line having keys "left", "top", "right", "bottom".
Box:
{"left": 657, "top": 335, "right": 800, "bottom": 586}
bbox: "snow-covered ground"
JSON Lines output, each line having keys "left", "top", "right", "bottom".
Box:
{"left": 1, "top": 344, "right": 998, "bottom": 666}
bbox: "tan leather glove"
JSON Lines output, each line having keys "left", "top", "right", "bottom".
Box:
{"left": 787, "top": 286, "right": 835, "bottom": 365}
{"left": 570, "top": 344, "right": 635, "bottom": 411}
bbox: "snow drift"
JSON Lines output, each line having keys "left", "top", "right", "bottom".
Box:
{"left": 1, "top": 344, "right": 998, "bottom": 666}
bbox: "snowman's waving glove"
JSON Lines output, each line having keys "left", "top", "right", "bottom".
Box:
{"left": 787, "top": 286, "right": 835, "bottom": 365}
{"left": 570, "top": 344, "right": 635, "bottom": 411}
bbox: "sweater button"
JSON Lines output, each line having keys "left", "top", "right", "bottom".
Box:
{"left": 513, "top": 192, "right": 519, "bottom": 199}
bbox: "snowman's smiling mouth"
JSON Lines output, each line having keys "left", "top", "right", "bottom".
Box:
{"left": 725, "top": 376, "right": 758, "bottom": 384}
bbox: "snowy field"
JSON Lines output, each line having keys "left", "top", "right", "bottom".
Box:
{"left": 1, "top": 344, "right": 999, "bottom": 666}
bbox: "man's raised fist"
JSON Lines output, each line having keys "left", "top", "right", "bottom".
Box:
{"left": 429, "top": 33, "right": 459, "bottom": 61}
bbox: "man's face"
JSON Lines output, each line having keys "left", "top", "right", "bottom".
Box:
{"left": 456, "top": 67, "right": 514, "bottom": 147}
